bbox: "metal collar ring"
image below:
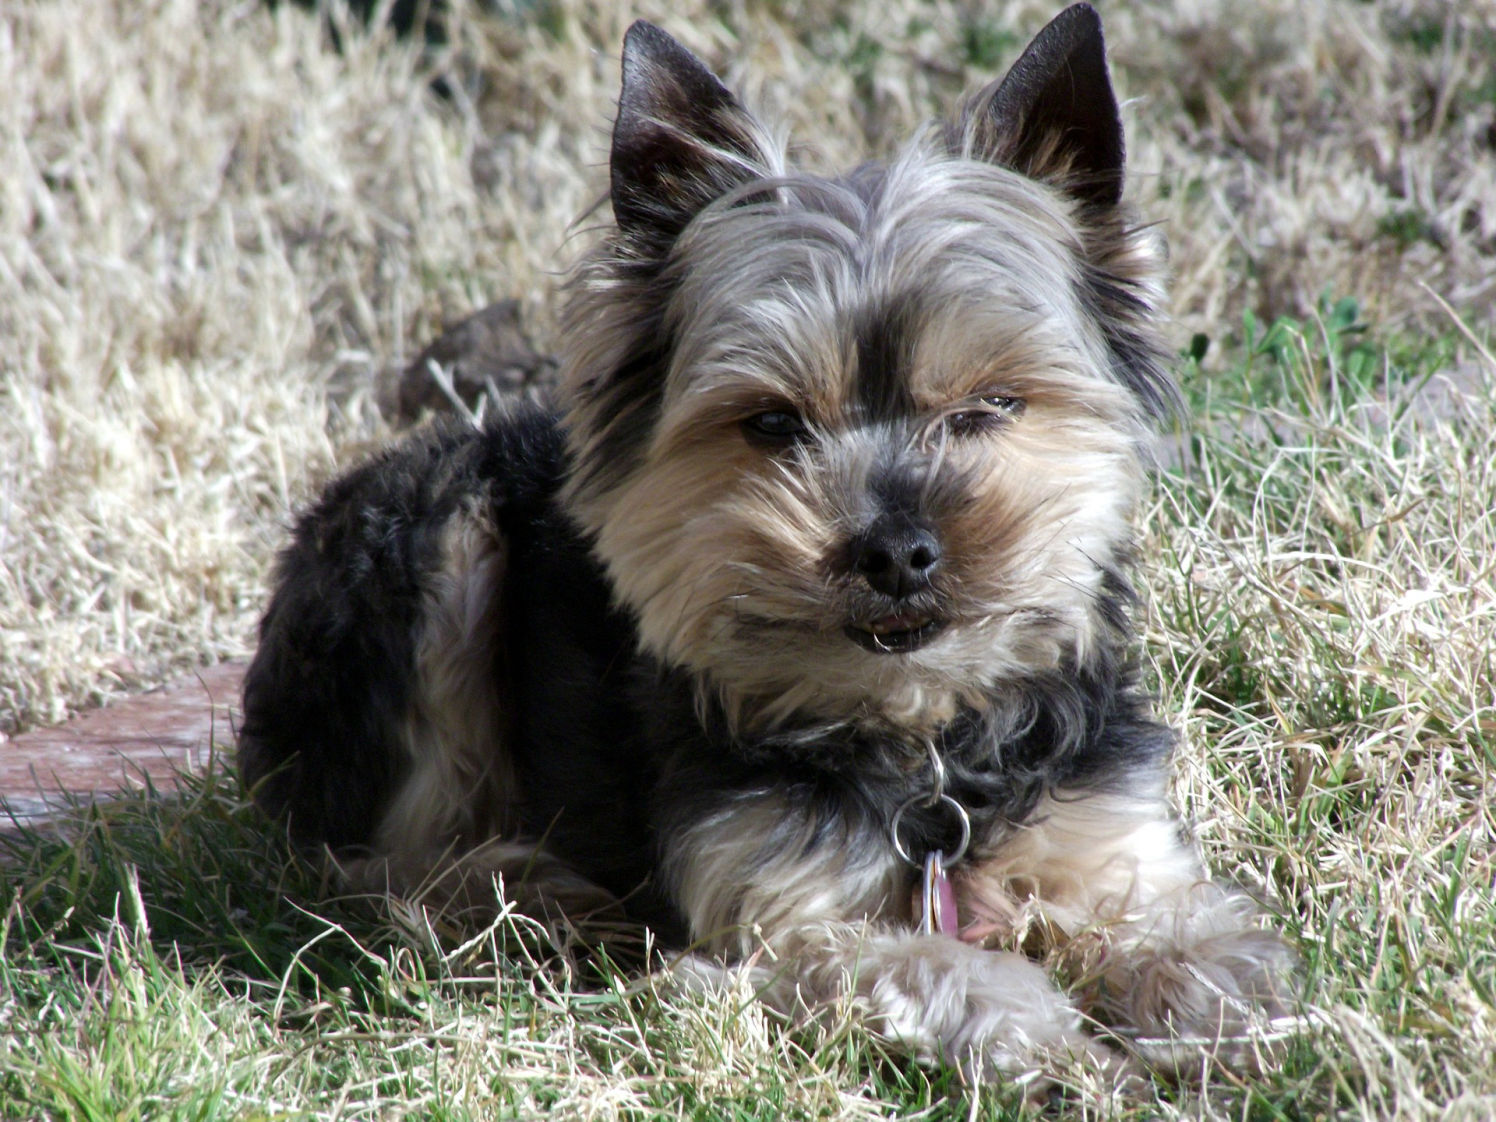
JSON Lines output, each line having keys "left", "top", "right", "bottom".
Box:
{"left": 890, "top": 792, "right": 972, "bottom": 868}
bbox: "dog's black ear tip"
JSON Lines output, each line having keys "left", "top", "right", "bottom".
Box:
{"left": 617, "top": 21, "right": 727, "bottom": 105}
{"left": 619, "top": 21, "right": 667, "bottom": 86}
{"left": 1053, "top": 2, "right": 1105, "bottom": 36}
{"left": 1033, "top": 2, "right": 1110, "bottom": 69}
{"left": 622, "top": 20, "right": 670, "bottom": 56}
{"left": 620, "top": 20, "right": 706, "bottom": 78}
{"left": 1059, "top": 2, "right": 1102, "bottom": 27}
{"left": 957, "top": 1, "right": 1123, "bottom": 206}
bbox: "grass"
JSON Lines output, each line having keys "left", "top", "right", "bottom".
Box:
{"left": 1147, "top": 312, "right": 1496, "bottom": 1117}
{"left": 0, "top": 770, "right": 1008, "bottom": 1119}
{"left": 2, "top": 0, "right": 1493, "bottom": 1116}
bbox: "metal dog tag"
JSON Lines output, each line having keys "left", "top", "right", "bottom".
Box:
{"left": 917, "top": 850, "right": 959, "bottom": 936}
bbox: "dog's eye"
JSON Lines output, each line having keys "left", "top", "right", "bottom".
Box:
{"left": 980, "top": 395, "right": 1025, "bottom": 414}
{"left": 945, "top": 396, "right": 1026, "bottom": 436}
{"left": 742, "top": 409, "right": 808, "bottom": 445}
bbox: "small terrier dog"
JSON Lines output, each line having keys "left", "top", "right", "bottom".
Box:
{"left": 242, "top": 4, "right": 1292, "bottom": 1080}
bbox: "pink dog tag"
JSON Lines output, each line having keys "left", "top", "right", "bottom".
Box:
{"left": 917, "top": 850, "right": 959, "bottom": 936}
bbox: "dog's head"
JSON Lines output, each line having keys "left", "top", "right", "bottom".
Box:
{"left": 561, "top": 5, "right": 1174, "bottom": 731}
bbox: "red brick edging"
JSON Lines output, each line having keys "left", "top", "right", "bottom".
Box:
{"left": 0, "top": 661, "right": 246, "bottom": 821}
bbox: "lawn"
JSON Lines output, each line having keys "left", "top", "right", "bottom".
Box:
{"left": 2, "top": 0, "right": 1492, "bottom": 1117}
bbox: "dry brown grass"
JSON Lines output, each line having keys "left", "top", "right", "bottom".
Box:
{"left": 1, "top": 0, "right": 1493, "bottom": 1116}
{"left": 2, "top": 0, "right": 1490, "bottom": 730}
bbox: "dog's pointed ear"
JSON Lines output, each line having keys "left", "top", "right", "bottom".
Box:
{"left": 956, "top": 4, "right": 1125, "bottom": 207}
{"left": 611, "top": 22, "right": 774, "bottom": 243}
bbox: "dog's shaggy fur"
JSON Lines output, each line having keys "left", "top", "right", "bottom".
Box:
{"left": 241, "top": 4, "right": 1293, "bottom": 1080}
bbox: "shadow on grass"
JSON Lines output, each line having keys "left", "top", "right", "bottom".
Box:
{"left": 0, "top": 760, "right": 551, "bottom": 1015}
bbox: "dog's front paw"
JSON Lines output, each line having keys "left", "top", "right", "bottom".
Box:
{"left": 1089, "top": 909, "right": 1300, "bottom": 1073}
{"left": 666, "top": 932, "right": 1130, "bottom": 1088}
{"left": 854, "top": 934, "right": 1133, "bottom": 1085}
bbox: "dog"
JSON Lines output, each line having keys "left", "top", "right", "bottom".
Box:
{"left": 240, "top": 4, "right": 1293, "bottom": 1082}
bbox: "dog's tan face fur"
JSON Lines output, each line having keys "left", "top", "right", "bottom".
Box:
{"left": 562, "top": 60, "right": 1169, "bottom": 732}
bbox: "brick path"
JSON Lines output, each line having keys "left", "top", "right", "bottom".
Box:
{"left": 0, "top": 661, "right": 246, "bottom": 822}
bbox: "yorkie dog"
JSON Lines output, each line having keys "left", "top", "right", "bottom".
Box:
{"left": 241, "top": 3, "right": 1293, "bottom": 1081}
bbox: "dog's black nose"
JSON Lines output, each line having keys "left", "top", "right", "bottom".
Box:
{"left": 851, "top": 516, "right": 941, "bottom": 599}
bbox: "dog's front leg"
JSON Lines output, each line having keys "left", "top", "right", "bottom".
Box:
{"left": 967, "top": 786, "right": 1297, "bottom": 1068}
{"left": 661, "top": 794, "right": 1116, "bottom": 1080}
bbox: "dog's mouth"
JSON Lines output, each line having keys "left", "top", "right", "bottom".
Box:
{"left": 844, "top": 612, "right": 946, "bottom": 654}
